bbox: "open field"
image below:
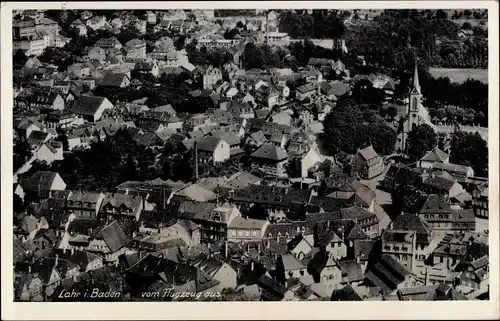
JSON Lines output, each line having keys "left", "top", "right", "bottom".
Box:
{"left": 428, "top": 67, "right": 488, "bottom": 84}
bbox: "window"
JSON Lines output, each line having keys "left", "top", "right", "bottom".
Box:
{"left": 252, "top": 230, "right": 257, "bottom": 237}
{"left": 245, "top": 231, "right": 250, "bottom": 237}
{"left": 231, "top": 230, "right": 236, "bottom": 237}
{"left": 440, "top": 256, "right": 444, "bottom": 263}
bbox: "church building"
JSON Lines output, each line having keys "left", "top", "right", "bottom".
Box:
{"left": 396, "top": 62, "right": 435, "bottom": 152}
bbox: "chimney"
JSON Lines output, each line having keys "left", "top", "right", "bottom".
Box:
{"left": 356, "top": 255, "right": 361, "bottom": 264}
{"left": 277, "top": 234, "right": 280, "bottom": 243}
{"left": 250, "top": 260, "right": 255, "bottom": 271}
{"left": 28, "top": 265, "right": 32, "bottom": 274}
{"left": 71, "top": 248, "right": 75, "bottom": 255}
{"left": 257, "top": 243, "right": 261, "bottom": 253}
{"left": 55, "top": 254, "right": 59, "bottom": 266}
{"left": 225, "top": 241, "right": 229, "bottom": 258}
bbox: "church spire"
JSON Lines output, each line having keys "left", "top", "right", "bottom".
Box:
{"left": 412, "top": 61, "right": 421, "bottom": 94}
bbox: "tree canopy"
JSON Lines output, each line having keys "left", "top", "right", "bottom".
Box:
{"left": 279, "top": 10, "right": 345, "bottom": 39}
{"left": 450, "top": 131, "right": 488, "bottom": 177}
{"left": 406, "top": 124, "right": 438, "bottom": 160}
{"left": 322, "top": 98, "right": 396, "bottom": 156}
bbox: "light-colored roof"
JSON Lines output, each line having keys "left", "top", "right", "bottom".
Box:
{"left": 358, "top": 145, "right": 379, "bottom": 161}
{"left": 420, "top": 147, "right": 449, "bottom": 163}
{"left": 177, "top": 184, "right": 216, "bottom": 202}
{"left": 228, "top": 217, "right": 268, "bottom": 230}
{"left": 281, "top": 253, "right": 305, "bottom": 271}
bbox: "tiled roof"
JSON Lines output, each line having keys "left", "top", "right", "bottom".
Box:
{"left": 331, "top": 285, "right": 363, "bottom": 301}
{"left": 420, "top": 147, "right": 449, "bottom": 163}
{"left": 20, "top": 171, "right": 60, "bottom": 194}
{"left": 229, "top": 217, "right": 268, "bottom": 230}
{"left": 423, "top": 176, "right": 456, "bottom": 192}
{"left": 296, "top": 82, "right": 318, "bottom": 94}
{"left": 353, "top": 239, "right": 376, "bottom": 262}
{"left": 365, "top": 254, "right": 410, "bottom": 295}
{"left": 101, "top": 193, "right": 142, "bottom": 214}
{"left": 251, "top": 143, "right": 287, "bottom": 161}
{"left": 91, "top": 220, "right": 130, "bottom": 252}
{"left": 71, "top": 95, "right": 108, "bottom": 116}
{"left": 99, "top": 72, "right": 128, "bottom": 87}
{"left": 357, "top": 145, "right": 379, "bottom": 161}
{"left": 196, "top": 136, "right": 222, "bottom": 152}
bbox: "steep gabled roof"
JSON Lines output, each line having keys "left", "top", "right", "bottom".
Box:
{"left": 91, "top": 220, "right": 130, "bottom": 252}
{"left": 420, "top": 147, "right": 449, "bottom": 163}
{"left": 71, "top": 95, "right": 108, "bottom": 116}
{"left": 99, "top": 72, "right": 129, "bottom": 87}
{"left": 357, "top": 145, "right": 379, "bottom": 161}
{"left": 251, "top": 143, "right": 287, "bottom": 161}
{"left": 196, "top": 136, "right": 222, "bottom": 152}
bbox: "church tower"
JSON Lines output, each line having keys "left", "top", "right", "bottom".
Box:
{"left": 407, "top": 62, "right": 422, "bottom": 132}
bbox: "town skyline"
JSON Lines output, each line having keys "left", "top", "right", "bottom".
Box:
{"left": 8, "top": 5, "right": 492, "bottom": 310}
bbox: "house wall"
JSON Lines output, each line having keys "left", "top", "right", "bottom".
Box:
{"left": 325, "top": 241, "right": 347, "bottom": 260}
{"left": 68, "top": 137, "right": 82, "bottom": 150}
{"left": 213, "top": 263, "right": 237, "bottom": 289}
{"left": 228, "top": 227, "right": 264, "bottom": 242}
{"left": 301, "top": 148, "right": 322, "bottom": 178}
{"left": 85, "top": 257, "right": 104, "bottom": 272}
{"left": 472, "top": 195, "right": 488, "bottom": 218}
{"left": 420, "top": 160, "right": 441, "bottom": 169}
{"left": 290, "top": 240, "right": 313, "bottom": 261}
{"left": 93, "top": 98, "right": 114, "bottom": 121}
{"left": 35, "top": 144, "right": 56, "bottom": 164}
{"left": 213, "top": 141, "right": 230, "bottom": 163}
{"left": 320, "top": 264, "right": 343, "bottom": 291}
{"left": 88, "top": 239, "right": 110, "bottom": 254}
{"left": 50, "top": 174, "right": 67, "bottom": 191}
{"left": 285, "top": 267, "right": 308, "bottom": 280}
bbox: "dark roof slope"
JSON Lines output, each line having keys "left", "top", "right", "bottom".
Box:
{"left": 71, "top": 95, "right": 108, "bottom": 116}
{"left": 91, "top": 220, "right": 130, "bottom": 252}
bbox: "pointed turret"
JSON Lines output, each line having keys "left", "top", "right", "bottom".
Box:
{"left": 412, "top": 61, "right": 421, "bottom": 94}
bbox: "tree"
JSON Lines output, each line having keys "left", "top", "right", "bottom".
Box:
{"left": 13, "top": 193, "right": 26, "bottom": 215}
{"left": 450, "top": 132, "right": 488, "bottom": 177}
{"left": 246, "top": 204, "right": 268, "bottom": 220}
{"left": 461, "top": 22, "right": 472, "bottom": 30}
{"left": 174, "top": 35, "right": 186, "bottom": 50}
{"left": 370, "top": 125, "right": 397, "bottom": 155}
{"left": 13, "top": 49, "right": 28, "bottom": 69}
{"left": 436, "top": 10, "right": 448, "bottom": 20}
{"left": 387, "top": 106, "right": 398, "bottom": 120}
{"left": 13, "top": 137, "right": 33, "bottom": 172}
{"left": 286, "top": 158, "right": 302, "bottom": 178}
{"left": 406, "top": 124, "right": 438, "bottom": 160}
{"left": 243, "top": 43, "right": 263, "bottom": 69}
{"left": 55, "top": 127, "right": 69, "bottom": 151}
{"left": 463, "top": 10, "right": 472, "bottom": 18}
